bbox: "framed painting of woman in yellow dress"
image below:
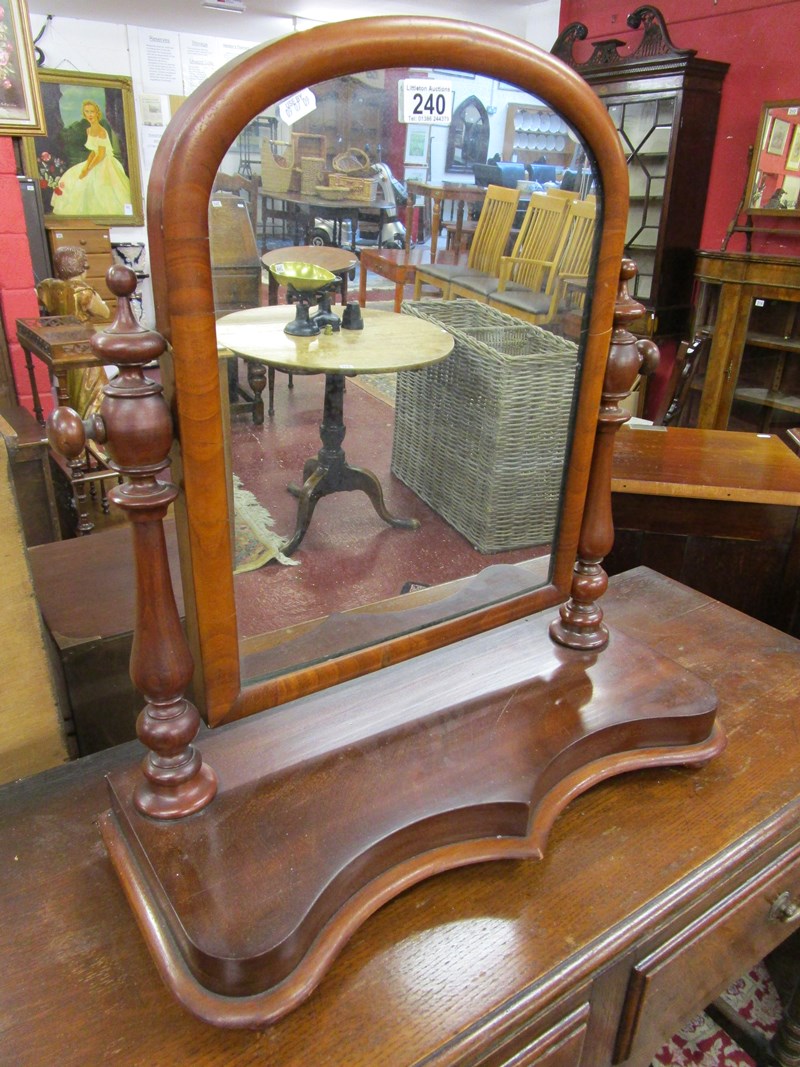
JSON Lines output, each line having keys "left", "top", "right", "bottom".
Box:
{"left": 22, "top": 70, "right": 143, "bottom": 225}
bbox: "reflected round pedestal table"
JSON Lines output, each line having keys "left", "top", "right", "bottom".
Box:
{"left": 217, "top": 305, "right": 454, "bottom": 555}
{"left": 260, "top": 246, "right": 361, "bottom": 415}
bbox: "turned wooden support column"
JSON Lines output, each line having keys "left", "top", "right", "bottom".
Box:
{"left": 46, "top": 266, "right": 217, "bottom": 819}
{"left": 550, "top": 258, "right": 659, "bottom": 651}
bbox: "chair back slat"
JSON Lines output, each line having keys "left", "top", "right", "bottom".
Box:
{"left": 506, "top": 193, "right": 571, "bottom": 293}
{"left": 467, "top": 185, "right": 521, "bottom": 275}
{"left": 549, "top": 198, "right": 597, "bottom": 292}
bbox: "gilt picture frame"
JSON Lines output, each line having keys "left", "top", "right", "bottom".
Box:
{"left": 744, "top": 100, "right": 800, "bottom": 216}
{"left": 0, "top": 0, "right": 46, "bottom": 136}
{"left": 404, "top": 123, "right": 430, "bottom": 165}
{"left": 787, "top": 125, "right": 800, "bottom": 172}
{"left": 766, "top": 116, "right": 790, "bottom": 156}
{"left": 22, "top": 70, "right": 143, "bottom": 225}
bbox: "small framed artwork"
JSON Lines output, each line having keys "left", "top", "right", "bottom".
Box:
{"left": 404, "top": 123, "right": 430, "bottom": 166}
{"left": 766, "top": 116, "right": 790, "bottom": 156}
{"left": 0, "top": 0, "right": 46, "bottom": 136}
{"left": 22, "top": 70, "right": 143, "bottom": 225}
{"left": 786, "top": 125, "right": 800, "bottom": 172}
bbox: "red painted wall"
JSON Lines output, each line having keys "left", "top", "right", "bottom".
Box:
{"left": 0, "top": 137, "right": 52, "bottom": 415}
{"left": 558, "top": 0, "right": 800, "bottom": 257}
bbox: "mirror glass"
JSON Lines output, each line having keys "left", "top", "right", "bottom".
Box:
{"left": 446, "top": 95, "right": 490, "bottom": 172}
{"left": 745, "top": 100, "right": 800, "bottom": 214}
{"left": 206, "top": 65, "right": 599, "bottom": 690}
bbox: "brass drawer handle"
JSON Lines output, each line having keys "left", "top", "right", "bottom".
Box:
{"left": 769, "top": 891, "right": 800, "bottom": 923}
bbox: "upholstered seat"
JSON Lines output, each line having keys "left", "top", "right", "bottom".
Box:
{"left": 449, "top": 192, "right": 570, "bottom": 303}
{"left": 488, "top": 198, "right": 597, "bottom": 326}
{"left": 413, "top": 184, "right": 520, "bottom": 300}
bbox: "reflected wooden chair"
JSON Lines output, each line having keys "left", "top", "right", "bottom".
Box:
{"left": 412, "top": 185, "right": 520, "bottom": 300}
{"left": 546, "top": 187, "right": 580, "bottom": 201}
{"left": 209, "top": 187, "right": 266, "bottom": 421}
{"left": 448, "top": 192, "right": 570, "bottom": 302}
{"left": 212, "top": 171, "right": 260, "bottom": 237}
{"left": 488, "top": 198, "right": 596, "bottom": 326}
{"left": 650, "top": 330, "right": 710, "bottom": 426}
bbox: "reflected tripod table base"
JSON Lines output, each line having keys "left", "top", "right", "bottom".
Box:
{"left": 216, "top": 304, "right": 455, "bottom": 556}
{"left": 283, "top": 372, "right": 419, "bottom": 555}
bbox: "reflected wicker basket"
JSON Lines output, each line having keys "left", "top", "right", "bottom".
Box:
{"left": 327, "top": 173, "right": 377, "bottom": 202}
{"left": 392, "top": 299, "right": 580, "bottom": 553}
{"left": 300, "top": 157, "right": 327, "bottom": 195}
{"left": 332, "top": 147, "right": 372, "bottom": 176}
{"left": 262, "top": 139, "right": 295, "bottom": 194}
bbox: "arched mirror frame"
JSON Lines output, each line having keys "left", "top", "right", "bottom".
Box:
{"left": 147, "top": 16, "right": 630, "bottom": 728}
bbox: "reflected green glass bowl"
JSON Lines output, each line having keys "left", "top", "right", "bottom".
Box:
{"left": 269, "top": 261, "right": 337, "bottom": 292}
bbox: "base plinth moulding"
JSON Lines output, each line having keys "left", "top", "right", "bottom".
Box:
{"left": 99, "top": 608, "right": 723, "bottom": 1028}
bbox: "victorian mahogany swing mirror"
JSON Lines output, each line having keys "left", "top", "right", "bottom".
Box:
{"left": 47, "top": 15, "right": 724, "bottom": 1029}
{"left": 147, "top": 22, "right": 631, "bottom": 730}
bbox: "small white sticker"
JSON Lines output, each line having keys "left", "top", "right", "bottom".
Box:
{"left": 279, "top": 88, "right": 317, "bottom": 126}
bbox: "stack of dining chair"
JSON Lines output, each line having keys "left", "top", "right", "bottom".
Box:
{"left": 487, "top": 197, "right": 597, "bottom": 326}
{"left": 448, "top": 192, "right": 570, "bottom": 303}
{"left": 412, "top": 185, "right": 520, "bottom": 300}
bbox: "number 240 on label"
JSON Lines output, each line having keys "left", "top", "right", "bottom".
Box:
{"left": 398, "top": 81, "right": 453, "bottom": 125}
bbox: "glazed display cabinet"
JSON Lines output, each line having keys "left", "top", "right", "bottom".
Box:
{"left": 691, "top": 251, "right": 800, "bottom": 434}
{"left": 553, "top": 5, "right": 728, "bottom": 339}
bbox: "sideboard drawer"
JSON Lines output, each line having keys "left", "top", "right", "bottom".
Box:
{"left": 473, "top": 1001, "right": 590, "bottom": 1067}
{"left": 614, "top": 843, "right": 800, "bottom": 1064}
{"left": 49, "top": 226, "right": 112, "bottom": 256}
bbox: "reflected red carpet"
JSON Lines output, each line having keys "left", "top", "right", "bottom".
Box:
{"left": 230, "top": 368, "right": 546, "bottom": 640}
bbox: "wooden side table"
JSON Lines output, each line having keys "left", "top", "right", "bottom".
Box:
{"left": 217, "top": 305, "right": 453, "bottom": 553}
{"left": 15, "top": 315, "right": 111, "bottom": 534}
{"left": 358, "top": 245, "right": 462, "bottom": 312}
{"left": 15, "top": 315, "right": 99, "bottom": 424}
{"left": 608, "top": 424, "right": 800, "bottom": 635}
{"left": 262, "top": 245, "right": 357, "bottom": 306}
{"left": 404, "top": 180, "right": 486, "bottom": 259}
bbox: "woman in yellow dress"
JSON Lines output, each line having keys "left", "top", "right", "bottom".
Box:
{"left": 53, "top": 100, "right": 132, "bottom": 216}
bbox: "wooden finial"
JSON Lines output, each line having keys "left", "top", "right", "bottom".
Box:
{"left": 550, "top": 258, "right": 659, "bottom": 651}
{"left": 47, "top": 266, "right": 217, "bottom": 819}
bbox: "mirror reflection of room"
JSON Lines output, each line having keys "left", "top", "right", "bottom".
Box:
{"left": 747, "top": 102, "right": 800, "bottom": 212}
{"left": 209, "top": 68, "right": 597, "bottom": 666}
{"left": 14, "top": 4, "right": 800, "bottom": 767}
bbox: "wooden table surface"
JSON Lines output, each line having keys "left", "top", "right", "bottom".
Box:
{"left": 611, "top": 425, "right": 800, "bottom": 505}
{"left": 404, "top": 180, "right": 487, "bottom": 259}
{"left": 261, "top": 245, "right": 358, "bottom": 305}
{"left": 216, "top": 305, "right": 454, "bottom": 374}
{"left": 3, "top": 568, "right": 800, "bottom": 1064}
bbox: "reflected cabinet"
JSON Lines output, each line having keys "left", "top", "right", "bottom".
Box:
{"left": 553, "top": 5, "right": 728, "bottom": 338}
{"left": 692, "top": 251, "right": 800, "bottom": 433}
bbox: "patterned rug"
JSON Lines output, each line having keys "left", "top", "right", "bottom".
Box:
{"left": 232, "top": 474, "right": 298, "bottom": 573}
{"left": 653, "top": 962, "right": 782, "bottom": 1066}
